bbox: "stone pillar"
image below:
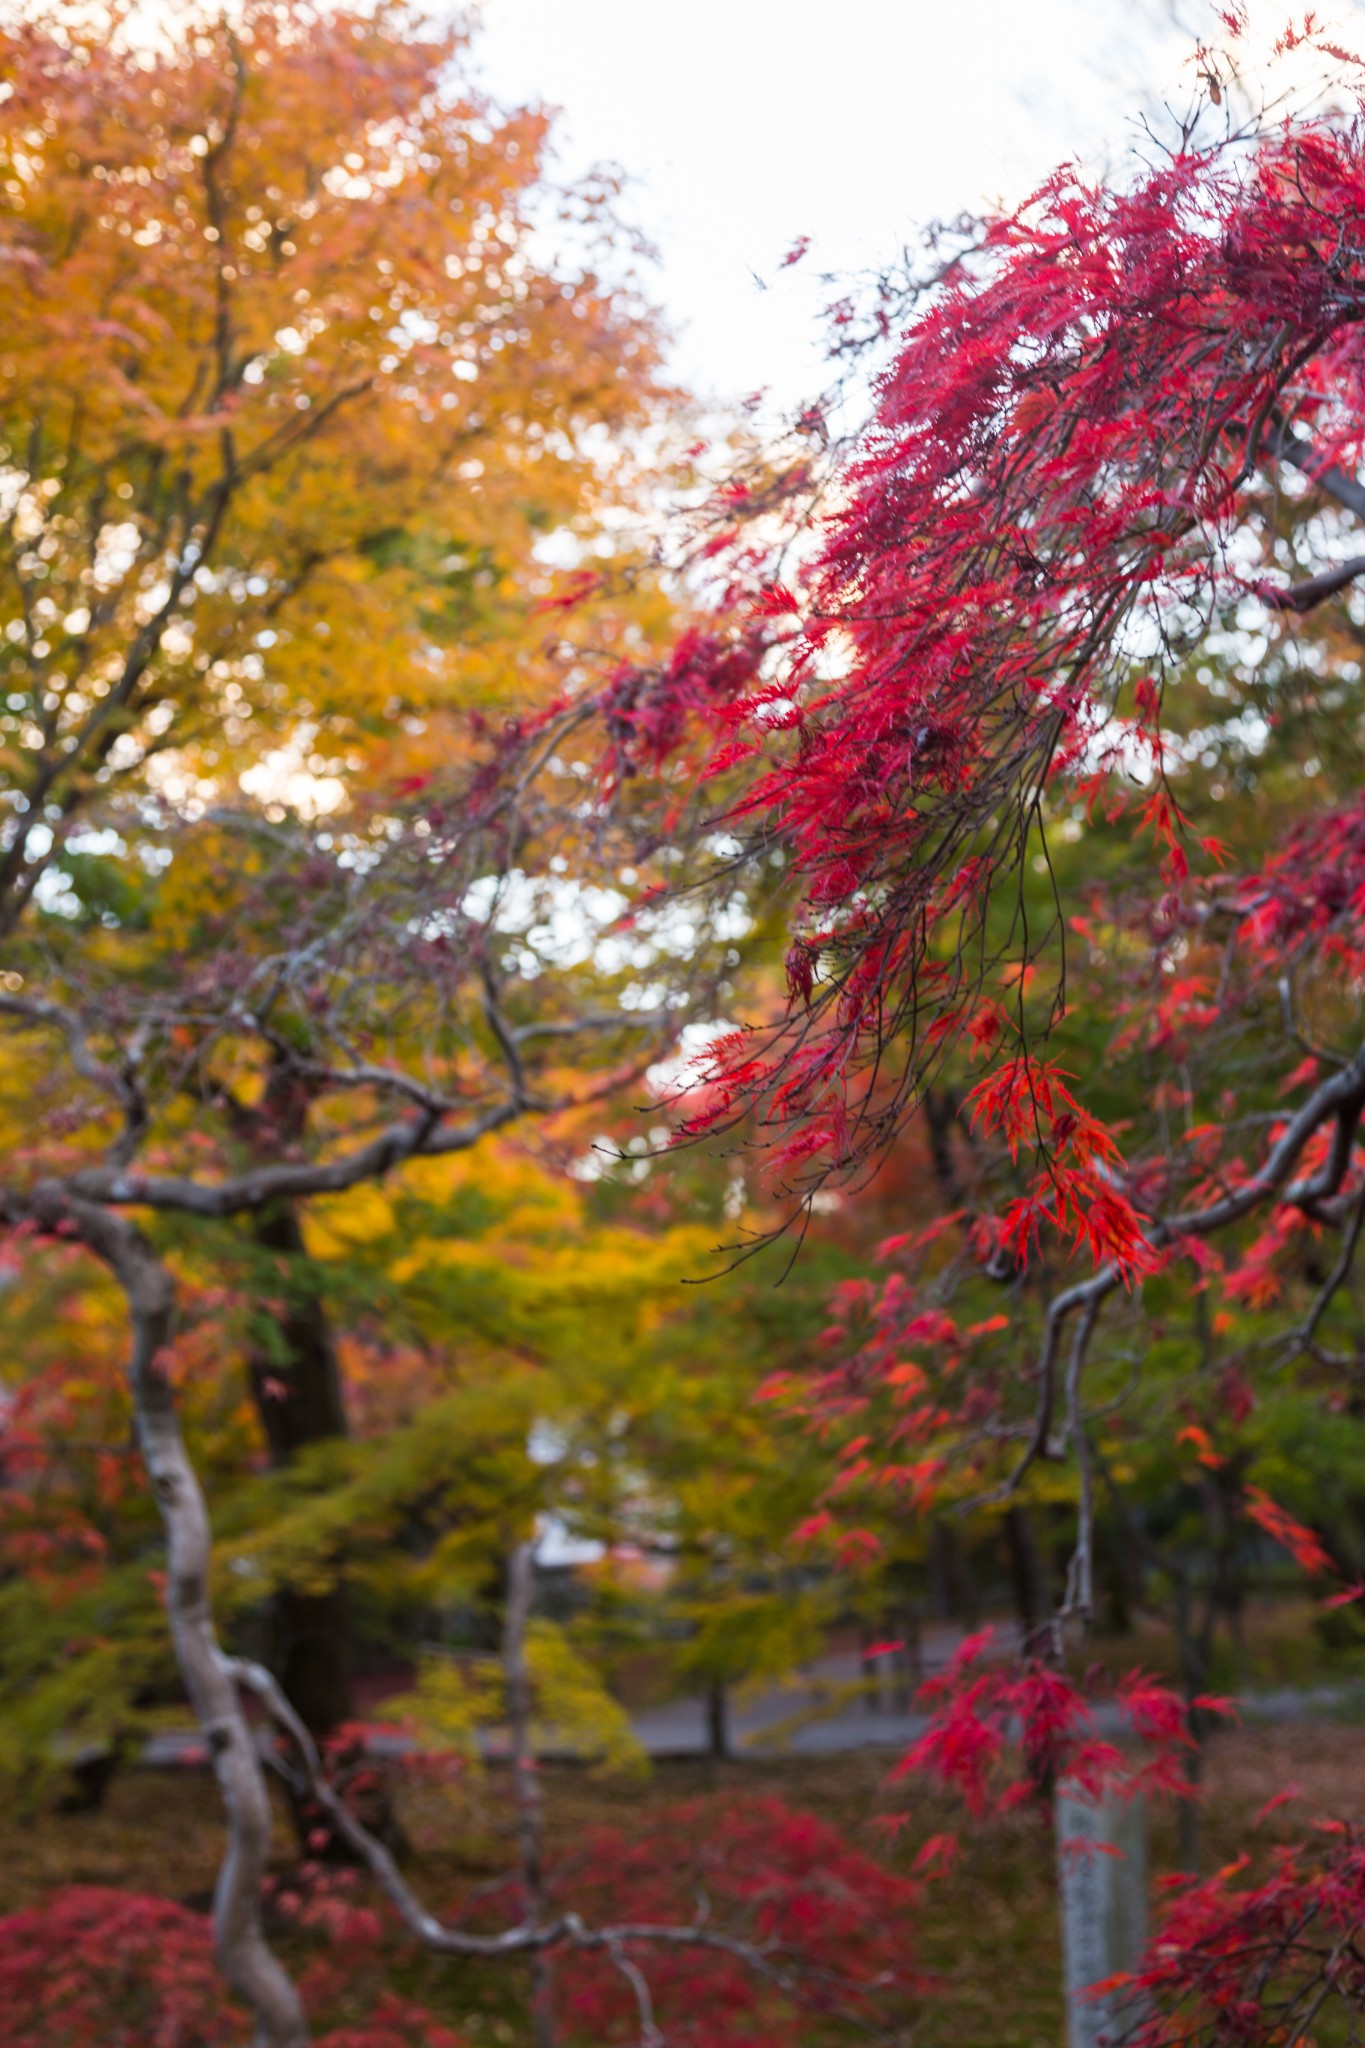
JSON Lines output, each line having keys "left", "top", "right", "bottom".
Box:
{"left": 1056, "top": 1782, "right": 1149, "bottom": 2048}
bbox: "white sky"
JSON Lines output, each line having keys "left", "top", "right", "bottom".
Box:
{"left": 469, "top": 0, "right": 1365, "bottom": 415}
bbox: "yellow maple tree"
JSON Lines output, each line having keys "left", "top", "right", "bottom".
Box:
{"left": 0, "top": 0, "right": 679, "bottom": 932}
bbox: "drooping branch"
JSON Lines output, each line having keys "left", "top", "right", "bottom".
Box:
{"left": 228, "top": 1652, "right": 807, "bottom": 1985}
{"left": 602, "top": 1939, "right": 664, "bottom": 2048}
{"left": 228, "top": 1656, "right": 565, "bottom": 1959}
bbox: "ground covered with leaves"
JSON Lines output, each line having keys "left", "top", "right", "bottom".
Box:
{"left": 2, "top": 1718, "right": 1361, "bottom": 2047}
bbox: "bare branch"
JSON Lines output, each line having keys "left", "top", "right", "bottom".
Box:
{"left": 1169, "top": 1041, "right": 1365, "bottom": 1234}
{"left": 602, "top": 1940, "right": 664, "bottom": 2048}
{"left": 1271, "top": 420, "right": 1365, "bottom": 525}
{"left": 228, "top": 1655, "right": 564, "bottom": 1958}
{"left": 1259, "top": 553, "right": 1365, "bottom": 614}
{"left": 510, "top": 1008, "right": 672, "bottom": 1046}
{"left": 68, "top": 1098, "right": 522, "bottom": 1217}
{"left": 482, "top": 964, "right": 530, "bottom": 1110}
{"left": 1292, "top": 1175, "right": 1365, "bottom": 1356}
{"left": 963, "top": 1044, "right": 1365, "bottom": 1535}
{"left": 229, "top": 1651, "right": 820, "bottom": 2010}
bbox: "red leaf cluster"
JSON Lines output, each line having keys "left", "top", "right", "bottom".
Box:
{"left": 1128, "top": 1832, "right": 1365, "bottom": 2045}
{"left": 893, "top": 1631, "right": 1221, "bottom": 1820}
{"left": 553, "top": 1795, "right": 923, "bottom": 2044}
{"left": 0, "top": 1886, "right": 460, "bottom": 2048}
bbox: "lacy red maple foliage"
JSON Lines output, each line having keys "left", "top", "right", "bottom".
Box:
{"left": 0, "top": 1889, "right": 238, "bottom": 2048}
{"left": 591, "top": 98, "right": 1365, "bottom": 1274}
{"left": 0, "top": 1885, "right": 460, "bottom": 2048}
{"left": 893, "top": 1627, "right": 1233, "bottom": 1822}
{"left": 0, "top": 1798, "right": 920, "bottom": 2048}
{"left": 552, "top": 1796, "right": 922, "bottom": 2045}
{"left": 1126, "top": 1830, "right": 1365, "bottom": 2046}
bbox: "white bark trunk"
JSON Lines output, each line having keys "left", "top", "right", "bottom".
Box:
{"left": 44, "top": 1191, "right": 310, "bottom": 2048}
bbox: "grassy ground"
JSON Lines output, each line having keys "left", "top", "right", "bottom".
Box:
{"left": 2, "top": 1715, "right": 1362, "bottom": 2046}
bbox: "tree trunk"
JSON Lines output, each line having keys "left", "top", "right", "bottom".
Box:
{"left": 894, "top": 1604, "right": 922, "bottom": 1711}
{"left": 1177, "top": 1757, "right": 1201, "bottom": 1873}
{"left": 56, "top": 1196, "right": 309, "bottom": 2047}
{"left": 1003, "top": 1504, "right": 1049, "bottom": 1640}
{"left": 248, "top": 1201, "right": 348, "bottom": 1457}
{"left": 928, "top": 1518, "right": 977, "bottom": 1625}
{"left": 859, "top": 1622, "right": 883, "bottom": 1715}
{"left": 275, "top": 1583, "right": 353, "bottom": 1738}
{"left": 1095, "top": 1511, "right": 1137, "bottom": 1636}
{"left": 706, "top": 1680, "right": 730, "bottom": 1759}
{"left": 1172, "top": 1577, "right": 1214, "bottom": 1875}
{"left": 248, "top": 1199, "right": 353, "bottom": 1736}
{"left": 504, "top": 1543, "right": 557, "bottom": 2048}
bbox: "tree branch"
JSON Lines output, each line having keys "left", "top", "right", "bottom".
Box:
{"left": 2, "top": 1185, "right": 308, "bottom": 2048}
{"left": 0, "top": 993, "right": 148, "bottom": 1166}
{"left": 1271, "top": 420, "right": 1365, "bottom": 525}
{"left": 1258, "top": 552, "right": 1365, "bottom": 614}
{"left": 966, "top": 1045, "right": 1365, "bottom": 1531}
{"left": 229, "top": 1652, "right": 812, "bottom": 2002}
{"left": 68, "top": 1098, "right": 523, "bottom": 1216}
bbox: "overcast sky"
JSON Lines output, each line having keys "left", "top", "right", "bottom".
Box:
{"left": 469, "top": 0, "right": 1365, "bottom": 416}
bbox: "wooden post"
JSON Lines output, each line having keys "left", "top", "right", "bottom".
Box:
{"left": 1055, "top": 1782, "right": 1149, "bottom": 2048}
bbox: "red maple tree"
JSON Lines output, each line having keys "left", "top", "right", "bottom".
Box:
{"left": 574, "top": 19, "right": 1365, "bottom": 2040}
